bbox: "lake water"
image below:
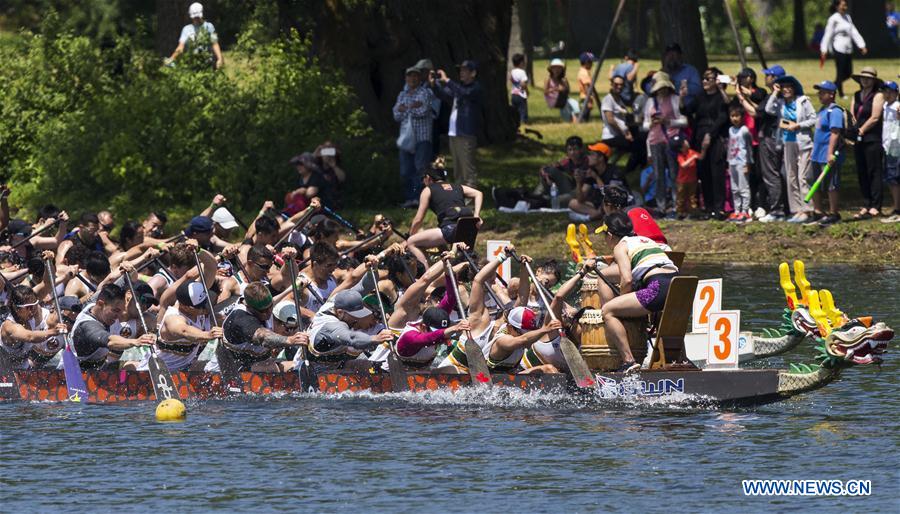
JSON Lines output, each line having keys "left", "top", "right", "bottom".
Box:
{"left": 1, "top": 264, "right": 897, "bottom": 512}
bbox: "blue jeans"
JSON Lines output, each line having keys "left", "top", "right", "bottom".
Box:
{"left": 399, "top": 141, "right": 432, "bottom": 202}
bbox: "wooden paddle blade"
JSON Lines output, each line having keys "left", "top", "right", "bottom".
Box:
{"left": 61, "top": 346, "right": 90, "bottom": 402}
{"left": 214, "top": 342, "right": 244, "bottom": 393}
{"left": 463, "top": 340, "right": 492, "bottom": 386}
{"left": 147, "top": 354, "right": 180, "bottom": 401}
{"left": 386, "top": 352, "right": 408, "bottom": 392}
{"left": 559, "top": 338, "right": 596, "bottom": 389}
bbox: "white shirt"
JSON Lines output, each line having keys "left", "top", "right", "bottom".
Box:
{"left": 448, "top": 100, "right": 458, "bottom": 137}
{"left": 179, "top": 21, "right": 218, "bottom": 45}
{"left": 510, "top": 68, "right": 528, "bottom": 99}
{"left": 820, "top": 13, "right": 865, "bottom": 55}
{"left": 883, "top": 100, "right": 900, "bottom": 157}
{"left": 600, "top": 93, "right": 629, "bottom": 140}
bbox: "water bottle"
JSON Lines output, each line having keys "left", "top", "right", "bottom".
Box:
{"left": 550, "top": 183, "right": 559, "bottom": 209}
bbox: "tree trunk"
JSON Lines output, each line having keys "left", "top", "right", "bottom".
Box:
{"left": 567, "top": 0, "right": 614, "bottom": 54}
{"left": 749, "top": 0, "right": 775, "bottom": 53}
{"left": 791, "top": 0, "right": 806, "bottom": 52}
{"left": 509, "top": 0, "right": 536, "bottom": 79}
{"left": 155, "top": 0, "right": 188, "bottom": 56}
{"left": 852, "top": 1, "right": 900, "bottom": 57}
{"left": 311, "top": 0, "right": 517, "bottom": 144}
{"left": 656, "top": 0, "right": 707, "bottom": 71}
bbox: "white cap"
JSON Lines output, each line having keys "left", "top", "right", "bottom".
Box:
{"left": 211, "top": 207, "right": 239, "bottom": 230}
{"left": 189, "top": 2, "right": 204, "bottom": 18}
{"left": 273, "top": 301, "right": 299, "bottom": 327}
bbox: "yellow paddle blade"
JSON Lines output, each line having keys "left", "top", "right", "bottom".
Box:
{"left": 565, "top": 224, "right": 582, "bottom": 263}
{"left": 819, "top": 289, "right": 844, "bottom": 328}
{"left": 793, "top": 260, "right": 811, "bottom": 307}
{"left": 808, "top": 290, "right": 831, "bottom": 336}
{"left": 778, "top": 262, "right": 799, "bottom": 310}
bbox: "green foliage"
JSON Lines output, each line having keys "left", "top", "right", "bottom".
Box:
{"left": 0, "top": 23, "right": 373, "bottom": 220}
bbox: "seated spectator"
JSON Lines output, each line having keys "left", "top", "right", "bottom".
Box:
{"left": 568, "top": 143, "right": 625, "bottom": 221}
{"left": 544, "top": 59, "right": 579, "bottom": 123}
{"left": 608, "top": 49, "right": 640, "bottom": 104}
{"left": 284, "top": 153, "right": 334, "bottom": 216}
{"left": 532, "top": 136, "right": 589, "bottom": 206}
{"left": 601, "top": 75, "right": 646, "bottom": 174}
{"left": 314, "top": 141, "right": 346, "bottom": 193}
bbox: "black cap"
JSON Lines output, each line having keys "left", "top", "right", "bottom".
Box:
{"left": 457, "top": 60, "right": 477, "bottom": 71}
{"left": 186, "top": 216, "right": 213, "bottom": 235}
{"left": 8, "top": 219, "right": 32, "bottom": 237}
{"left": 422, "top": 307, "right": 450, "bottom": 332}
{"left": 58, "top": 296, "right": 83, "bottom": 313}
{"left": 424, "top": 166, "right": 447, "bottom": 181}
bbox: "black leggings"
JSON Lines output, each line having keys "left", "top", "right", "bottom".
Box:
{"left": 834, "top": 52, "right": 853, "bottom": 97}
{"left": 855, "top": 140, "right": 885, "bottom": 210}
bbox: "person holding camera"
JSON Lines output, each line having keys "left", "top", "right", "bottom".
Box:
{"left": 436, "top": 61, "right": 483, "bottom": 187}
{"left": 643, "top": 75, "right": 687, "bottom": 216}
{"left": 601, "top": 75, "right": 645, "bottom": 175}
{"left": 765, "top": 75, "right": 817, "bottom": 223}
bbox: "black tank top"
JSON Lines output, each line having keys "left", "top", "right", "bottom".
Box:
{"left": 853, "top": 90, "right": 882, "bottom": 143}
{"left": 428, "top": 183, "right": 472, "bottom": 227}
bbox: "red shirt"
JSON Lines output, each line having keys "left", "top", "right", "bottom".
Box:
{"left": 626, "top": 207, "right": 667, "bottom": 245}
{"left": 676, "top": 149, "right": 700, "bottom": 184}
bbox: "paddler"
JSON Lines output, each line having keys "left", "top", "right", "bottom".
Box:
{"left": 141, "top": 281, "right": 223, "bottom": 372}
{"left": 0, "top": 285, "right": 66, "bottom": 369}
{"left": 305, "top": 290, "right": 393, "bottom": 371}
{"left": 596, "top": 212, "right": 679, "bottom": 373}
{"left": 221, "top": 281, "right": 308, "bottom": 372}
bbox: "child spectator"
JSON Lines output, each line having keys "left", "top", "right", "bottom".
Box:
{"left": 672, "top": 135, "right": 701, "bottom": 219}
{"left": 509, "top": 53, "right": 529, "bottom": 124}
{"left": 882, "top": 81, "right": 900, "bottom": 222}
{"left": 727, "top": 104, "right": 753, "bottom": 221}
{"left": 578, "top": 52, "right": 600, "bottom": 121}
{"left": 808, "top": 80, "right": 846, "bottom": 226}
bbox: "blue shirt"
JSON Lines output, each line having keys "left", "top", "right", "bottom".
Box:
{"left": 781, "top": 101, "right": 798, "bottom": 143}
{"left": 667, "top": 64, "right": 702, "bottom": 108}
{"left": 812, "top": 103, "right": 844, "bottom": 163}
{"left": 612, "top": 62, "right": 635, "bottom": 101}
{"left": 640, "top": 165, "right": 673, "bottom": 204}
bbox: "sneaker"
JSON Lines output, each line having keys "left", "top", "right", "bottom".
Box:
{"left": 787, "top": 213, "right": 809, "bottom": 223}
{"left": 881, "top": 213, "right": 900, "bottom": 223}
{"left": 819, "top": 213, "right": 841, "bottom": 226}
{"left": 616, "top": 361, "right": 640, "bottom": 374}
{"left": 758, "top": 213, "right": 777, "bottom": 223}
{"left": 741, "top": 212, "right": 753, "bottom": 222}
{"left": 726, "top": 212, "right": 742, "bottom": 222}
{"left": 753, "top": 207, "right": 767, "bottom": 219}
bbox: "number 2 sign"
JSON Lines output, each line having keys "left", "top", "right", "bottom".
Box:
{"left": 707, "top": 310, "right": 740, "bottom": 369}
{"left": 691, "top": 278, "right": 722, "bottom": 333}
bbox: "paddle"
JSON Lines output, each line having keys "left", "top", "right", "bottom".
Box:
{"left": 285, "top": 254, "right": 315, "bottom": 391}
{"left": 123, "top": 272, "right": 181, "bottom": 402}
{"left": 459, "top": 248, "right": 508, "bottom": 315}
{"left": 45, "top": 258, "right": 90, "bottom": 402}
{"left": 513, "top": 252, "right": 596, "bottom": 389}
{"left": 322, "top": 206, "right": 365, "bottom": 237}
{"left": 192, "top": 251, "right": 243, "bottom": 393}
{"left": 442, "top": 258, "right": 492, "bottom": 386}
{"left": 274, "top": 204, "right": 319, "bottom": 248}
{"left": 366, "top": 265, "right": 408, "bottom": 392}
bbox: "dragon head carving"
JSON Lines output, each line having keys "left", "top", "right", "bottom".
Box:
{"left": 790, "top": 307, "right": 820, "bottom": 337}
{"left": 823, "top": 318, "right": 892, "bottom": 365}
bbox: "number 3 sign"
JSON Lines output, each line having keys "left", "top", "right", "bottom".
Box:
{"left": 691, "top": 278, "right": 722, "bottom": 333}
{"left": 707, "top": 310, "right": 740, "bottom": 369}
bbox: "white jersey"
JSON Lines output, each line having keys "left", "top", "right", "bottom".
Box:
{"left": 0, "top": 308, "right": 61, "bottom": 369}
{"left": 139, "top": 305, "right": 210, "bottom": 372}
{"left": 520, "top": 333, "right": 567, "bottom": 371}
{"left": 484, "top": 323, "right": 524, "bottom": 372}
{"left": 438, "top": 319, "right": 497, "bottom": 372}
{"left": 305, "top": 276, "right": 337, "bottom": 314}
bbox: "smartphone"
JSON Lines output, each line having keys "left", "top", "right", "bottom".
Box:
{"left": 779, "top": 119, "right": 791, "bottom": 129}
{"left": 716, "top": 74, "right": 732, "bottom": 85}
{"left": 321, "top": 147, "right": 337, "bottom": 157}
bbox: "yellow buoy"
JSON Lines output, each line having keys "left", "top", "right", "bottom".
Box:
{"left": 155, "top": 398, "right": 187, "bottom": 422}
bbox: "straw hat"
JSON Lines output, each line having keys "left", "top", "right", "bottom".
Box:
{"left": 650, "top": 76, "right": 676, "bottom": 95}
{"left": 852, "top": 66, "right": 882, "bottom": 86}
{"left": 547, "top": 58, "right": 565, "bottom": 70}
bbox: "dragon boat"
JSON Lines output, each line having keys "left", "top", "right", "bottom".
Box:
{"left": 1, "top": 266, "right": 889, "bottom": 406}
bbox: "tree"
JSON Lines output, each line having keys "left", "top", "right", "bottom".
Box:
{"left": 791, "top": 0, "right": 806, "bottom": 52}
{"left": 155, "top": 0, "right": 189, "bottom": 56}
{"left": 657, "top": 0, "right": 708, "bottom": 71}
{"left": 852, "top": 1, "right": 899, "bottom": 57}
{"left": 304, "top": 0, "right": 518, "bottom": 144}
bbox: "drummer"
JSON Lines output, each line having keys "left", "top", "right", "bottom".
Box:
{"left": 596, "top": 212, "right": 679, "bottom": 373}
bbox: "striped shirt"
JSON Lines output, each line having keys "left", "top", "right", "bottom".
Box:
{"left": 623, "top": 235, "right": 676, "bottom": 286}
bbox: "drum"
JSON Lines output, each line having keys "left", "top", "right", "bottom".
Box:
{"left": 577, "top": 309, "right": 648, "bottom": 371}
{"left": 579, "top": 274, "right": 601, "bottom": 309}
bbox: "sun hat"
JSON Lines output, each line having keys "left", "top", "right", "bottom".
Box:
{"left": 650, "top": 76, "right": 676, "bottom": 95}
{"left": 414, "top": 59, "right": 434, "bottom": 72}
{"left": 852, "top": 66, "right": 881, "bottom": 84}
{"left": 548, "top": 58, "right": 565, "bottom": 70}
{"left": 774, "top": 75, "right": 804, "bottom": 96}
{"left": 188, "top": 2, "right": 203, "bottom": 18}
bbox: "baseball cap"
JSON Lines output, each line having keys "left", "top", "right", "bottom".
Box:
{"left": 211, "top": 207, "right": 239, "bottom": 230}
{"left": 424, "top": 166, "right": 447, "bottom": 181}
{"left": 508, "top": 306, "right": 543, "bottom": 331}
{"left": 189, "top": 2, "right": 203, "bottom": 18}
{"left": 762, "top": 64, "right": 786, "bottom": 78}
{"left": 587, "top": 142, "right": 612, "bottom": 158}
{"left": 405, "top": 66, "right": 421, "bottom": 75}
{"left": 579, "top": 52, "right": 596, "bottom": 64}
{"left": 58, "top": 296, "right": 83, "bottom": 313}
{"left": 457, "top": 60, "right": 478, "bottom": 71}
{"left": 422, "top": 307, "right": 450, "bottom": 332}
{"left": 186, "top": 215, "right": 213, "bottom": 235}
{"left": 414, "top": 59, "right": 434, "bottom": 72}
{"left": 273, "top": 301, "right": 299, "bottom": 327}
{"left": 333, "top": 290, "right": 372, "bottom": 319}
{"left": 176, "top": 281, "right": 208, "bottom": 308}
{"left": 813, "top": 80, "right": 837, "bottom": 92}
{"left": 7, "top": 219, "right": 32, "bottom": 237}
{"left": 882, "top": 81, "right": 898, "bottom": 92}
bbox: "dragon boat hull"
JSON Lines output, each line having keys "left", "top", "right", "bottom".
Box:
{"left": 0, "top": 365, "right": 838, "bottom": 407}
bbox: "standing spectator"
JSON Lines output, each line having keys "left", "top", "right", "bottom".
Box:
{"left": 849, "top": 67, "right": 886, "bottom": 219}
{"left": 577, "top": 52, "right": 601, "bottom": 121}
{"left": 765, "top": 75, "right": 817, "bottom": 223}
{"left": 414, "top": 58, "right": 443, "bottom": 160}
{"left": 685, "top": 68, "right": 731, "bottom": 219}
{"left": 393, "top": 66, "right": 436, "bottom": 208}
{"left": 738, "top": 65, "right": 788, "bottom": 222}
{"left": 509, "top": 54, "right": 529, "bottom": 125}
{"left": 544, "top": 59, "right": 578, "bottom": 122}
{"left": 881, "top": 81, "right": 900, "bottom": 222}
{"left": 888, "top": 3, "right": 900, "bottom": 44}
{"left": 436, "top": 61, "right": 483, "bottom": 187}
{"left": 166, "top": 2, "right": 223, "bottom": 70}
{"left": 820, "top": 0, "right": 867, "bottom": 98}
{"left": 673, "top": 135, "right": 701, "bottom": 219}
{"left": 808, "top": 80, "right": 847, "bottom": 226}
{"left": 314, "top": 142, "right": 347, "bottom": 203}
{"left": 726, "top": 105, "right": 753, "bottom": 222}
{"left": 601, "top": 76, "right": 645, "bottom": 174}
{"left": 642, "top": 75, "right": 687, "bottom": 216}
{"left": 735, "top": 68, "right": 767, "bottom": 217}
{"left": 662, "top": 43, "right": 702, "bottom": 109}
{"left": 608, "top": 49, "right": 640, "bottom": 103}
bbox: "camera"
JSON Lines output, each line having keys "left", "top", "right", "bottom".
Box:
{"left": 321, "top": 147, "right": 337, "bottom": 157}
{"left": 716, "top": 74, "right": 732, "bottom": 85}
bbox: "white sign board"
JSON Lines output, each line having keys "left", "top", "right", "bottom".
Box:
{"left": 707, "top": 310, "right": 740, "bottom": 369}
{"left": 692, "top": 278, "right": 723, "bottom": 333}
{"left": 486, "top": 240, "right": 512, "bottom": 283}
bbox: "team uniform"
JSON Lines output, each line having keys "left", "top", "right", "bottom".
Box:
{"left": 0, "top": 308, "right": 62, "bottom": 370}
{"left": 67, "top": 306, "right": 114, "bottom": 369}
{"left": 520, "top": 333, "right": 566, "bottom": 371}
{"left": 138, "top": 305, "right": 210, "bottom": 372}
{"left": 621, "top": 235, "right": 679, "bottom": 312}
{"left": 220, "top": 304, "right": 276, "bottom": 371}
{"left": 439, "top": 319, "right": 497, "bottom": 373}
